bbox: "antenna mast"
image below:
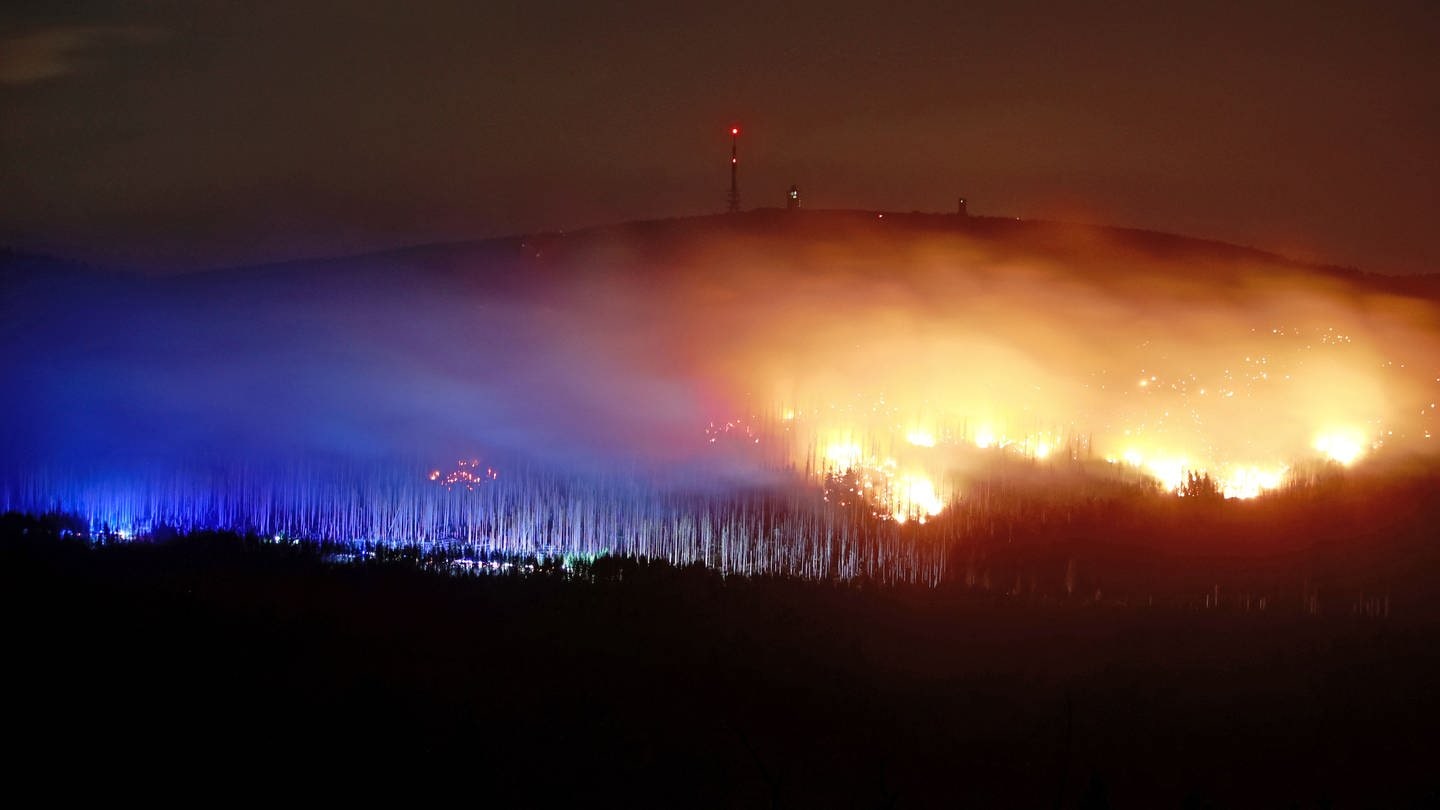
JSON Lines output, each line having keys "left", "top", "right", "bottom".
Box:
{"left": 727, "top": 125, "right": 741, "bottom": 213}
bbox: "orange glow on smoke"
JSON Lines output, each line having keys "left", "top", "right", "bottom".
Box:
{"left": 534, "top": 220, "right": 1440, "bottom": 510}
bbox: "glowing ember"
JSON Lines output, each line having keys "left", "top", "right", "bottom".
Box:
{"left": 891, "top": 474, "right": 945, "bottom": 524}
{"left": 1143, "top": 457, "right": 1188, "bottom": 493}
{"left": 1219, "top": 465, "right": 1288, "bottom": 500}
{"left": 824, "top": 440, "right": 864, "bottom": 470}
{"left": 906, "top": 430, "right": 936, "bottom": 448}
{"left": 815, "top": 431, "right": 952, "bottom": 522}
{"left": 429, "top": 459, "right": 498, "bottom": 490}
{"left": 1314, "top": 431, "right": 1367, "bottom": 465}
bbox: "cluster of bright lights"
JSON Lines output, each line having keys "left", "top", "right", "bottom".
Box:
{"left": 749, "top": 311, "right": 1416, "bottom": 506}
{"left": 1101, "top": 427, "right": 1370, "bottom": 499}
{"left": 428, "top": 459, "right": 499, "bottom": 491}
{"left": 1220, "top": 466, "right": 1288, "bottom": 500}
{"left": 806, "top": 423, "right": 1075, "bottom": 521}
{"left": 1106, "top": 447, "right": 1292, "bottom": 499}
{"left": 780, "top": 405, "right": 1379, "bottom": 507}
{"left": 819, "top": 440, "right": 946, "bottom": 524}
{"left": 706, "top": 417, "right": 762, "bottom": 445}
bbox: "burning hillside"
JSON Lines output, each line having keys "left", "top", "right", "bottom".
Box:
{"left": 3, "top": 210, "right": 1438, "bottom": 582}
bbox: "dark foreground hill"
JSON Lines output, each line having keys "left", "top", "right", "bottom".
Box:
{"left": 5, "top": 515, "right": 1438, "bottom": 807}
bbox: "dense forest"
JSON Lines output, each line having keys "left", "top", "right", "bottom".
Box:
{"left": 5, "top": 506, "right": 1438, "bottom": 807}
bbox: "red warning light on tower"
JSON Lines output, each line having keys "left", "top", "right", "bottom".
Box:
{"left": 727, "top": 124, "right": 741, "bottom": 213}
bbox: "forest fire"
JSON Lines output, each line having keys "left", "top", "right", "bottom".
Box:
{"left": 667, "top": 222, "right": 1438, "bottom": 514}
{"left": 6, "top": 7, "right": 1435, "bottom": 803}
{"left": 3, "top": 214, "right": 1438, "bottom": 584}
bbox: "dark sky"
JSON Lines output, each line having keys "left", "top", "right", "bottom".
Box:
{"left": 1, "top": 1, "right": 1436, "bottom": 274}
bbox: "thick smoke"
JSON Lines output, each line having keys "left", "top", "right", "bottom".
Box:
{"left": 3, "top": 215, "right": 1438, "bottom": 504}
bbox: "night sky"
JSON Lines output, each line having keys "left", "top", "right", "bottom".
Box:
{"left": 1, "top": 0, "right": 1435, "bottom": 274}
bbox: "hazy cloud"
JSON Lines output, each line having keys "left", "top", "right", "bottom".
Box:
{"left": 0, "top": 25, "right": 164, "bottom": 85}
{"left": 4, "top": 221, "right": 1436, "bottom": 489}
